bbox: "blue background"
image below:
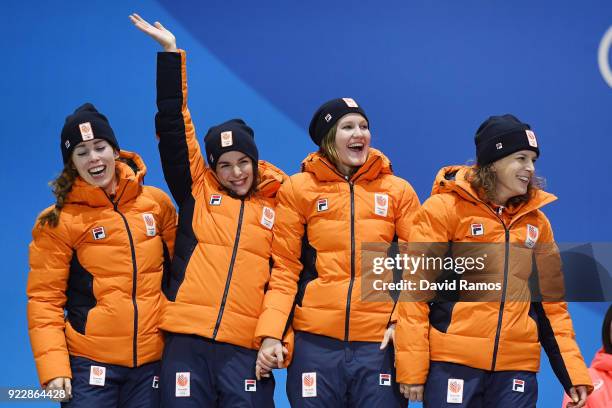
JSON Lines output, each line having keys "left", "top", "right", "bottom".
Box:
{"left": 1, "top": 1, "right": 610, "bottom": 406}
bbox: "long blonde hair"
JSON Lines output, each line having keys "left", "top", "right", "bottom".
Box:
{"left": 319, "top": 126, "right": 339, "bottom": 165}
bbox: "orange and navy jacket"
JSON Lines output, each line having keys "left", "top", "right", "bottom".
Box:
{"left": 254, "top": 149, "right": 420, "bottom": 343}
{"left": 395, "top": 165, "right": 592, "bottom": 394}
{"left": 27, "top": 151, "right": 177, "bottom": 387}
{"left": 155, "top": 50, "right": 289, "bottom": 351}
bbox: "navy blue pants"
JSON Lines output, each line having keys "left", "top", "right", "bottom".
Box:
{"left": 286, "top": 331, "right": 406, "bottom": 407}
{"left": 62, "top": 356, "right": 160, "bottom": 408}
{"left": 424, "top": 361, "right": 537, "bottom": 408}
{"left": 159, "top": 333, "right": 275, "bottom": 407}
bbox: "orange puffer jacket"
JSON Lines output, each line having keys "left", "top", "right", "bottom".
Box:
{"left": 395, "top": 165, "right": 592, "bottom": 395}
{"left": 255, "top": 149, "right": 420, "bottom": 343}
{"left": 156, "top": 50, "right": 289, "bottom": 350}
{"left": 27, "top": 152, "right": 177, "bottom": 387}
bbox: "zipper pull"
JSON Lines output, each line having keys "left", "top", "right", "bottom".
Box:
{"left": 497, "top": 206, "right": 505, "bottom": 216}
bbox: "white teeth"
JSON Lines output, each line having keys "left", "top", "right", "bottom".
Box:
{"left": 89, "top": 166, "right": 105, "bottom": 174}
{"left": 348, "top": 143, "right": 364, "bottom": 148}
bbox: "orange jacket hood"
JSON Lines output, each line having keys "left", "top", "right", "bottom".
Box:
{"left": 432, "top": 164, "right": 557, "bottom": 218}
{"left": 66, "top": 150, "right": 147, "bottom": 207}
{"left": 301, "top": 148, "right": 393, "bottom": 182}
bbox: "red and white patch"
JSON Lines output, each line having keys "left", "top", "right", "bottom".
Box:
{"left": 379, "top": 373, "right": 391, "bottom": 386}
{"left": 142, "top": 213, "right": 156, "bottom": 236}
{"left": 209, "top": 194, "right": 222, "bottom": 206}
{"left": 471, "top": 223, "right": 484, "bottom": 236}
{"left": 374, "top": 193, "right": 389, "bottom": 217}
{"left": 221, "top": 131, "right": 233, "bottom": 147}
{"left": 92, "top": 226, "right": 106, "bottom": 240}
{"left": 79, "top": 122, "right": 94, "bottom": 141}
{"left": 525, "top": 224, "right": 539, "bottom": 248}
{"left": 447, "top": 378, "right": 463, "bottom": 403}
{"left": 89, "top": 365, "right": 106, "bottom": 386}
{"left": 525, "top": 130, "right": 538, "bottom": 148}
{"left": 261, "top": 206, "right": 275, "bottom": 230}
{"left": 512, "top": 379, "right": 525, "bottom": 393}
{"left": 244, "top": 379, "right": 257, "bottom": 392}
{"left": 175, "top": 372, "right": 190, "bottom": 397}
{"left": 342, "top": 97, "right": 358, "bottom": 108}
{"left": 302, "top": 372, "right": 317, "bottom": 397}
{"left": 317, "top": 198, "right": 328, "bottom": 212}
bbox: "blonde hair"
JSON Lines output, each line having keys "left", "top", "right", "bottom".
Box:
{"left": 467, "top": 164, "right": 544, "bottom": 207}
{"left": 319, "top": 126, "right": 339, "bottom": 165}
{"left": 37, "top": 164, "right": 78, "bottom": 228}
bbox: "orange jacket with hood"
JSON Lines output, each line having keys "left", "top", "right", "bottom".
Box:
{"left": 395, "top": 165, "right": 592, "bottom": 395}
{"left": 27, "top": 152, "right": 176, "bottom": 386}
{"left": 155, "top": 50, "right": 290, "bottom": 351}
{"left": 255, "top": 149, "right": 420, "bottom": 343}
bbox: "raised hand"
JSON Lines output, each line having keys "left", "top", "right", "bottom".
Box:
{"left": 129, "top": 13, "right": 177, "bottom": 52}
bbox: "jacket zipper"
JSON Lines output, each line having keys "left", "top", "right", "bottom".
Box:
{"left": 344, "top": 181, "right": 356, "bottom": 342}
{"left": 317, "top": 157, "right": 378, "bottom": 342}
{"left": 212, "top": 200, "right": 245, "bottom": 339}
{"left": 454, "top": 184, "right": 542, "bottom": 370}
{"left": 111, "top": 197, "right": 139, "bottom": 367}
{"left": 491, "top": 226, "right": 510, "bottom": 370}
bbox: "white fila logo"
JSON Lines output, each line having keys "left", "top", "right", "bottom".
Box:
{"left": 175, "top": 372, "right": 190, "bottom": 397}
{"left": 471, "top": 223, "right": 484, "bottom": 236}
{"left": 525, "top": 130, "right": 538, "bottom": 148}
{"left": 324, "top": 113, "right": 332, "bottom": 122}
{"left": 142, "top": 213, "right": 156, "bottom": 236}
{"left": 244, "top": 379, "right": 256, "bottom": 392}
{"left": 302, "top": 372, "right": 317, "bottom": 397}
{"left": 512, "top": 379, "right": 525, "bottom": 393}
{"left": 221, "top": 131, "right": 233, "bottom": 147}
{"left": 92, "top": 226, "right": 106, "bottom": 240}
{"left": 496, "top": 142, "right": 503, "bottom": 150}
{"left": 379, "top": 373, "right": 391, "bottom": 386}
{"left": 317, "top": 198, "right": 328, "bottom": 212}
{"left": 79, "top": 122, "right": 94, "bottom": 141}
{"left": 89, "top": 365, "right": 106, "bottom": 386}
{"left": 374, "top": 193, "right": 389, "bottom": 217}
{"left": 65, "top": 140, "right": 70, "bottom": 149}
{"left": 209, "top": 194, "right": 222, "bottom": 206}
{"left": 152, "top": 376, "right": 159, "bottom": 389}
{"left": 261, "top": 206, "right": 275, "bottom": 230}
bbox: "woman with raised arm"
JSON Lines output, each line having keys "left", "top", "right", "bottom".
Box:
{"left": 395, "top": 114, "right": 592, "bottom": 407}
{"left": 255, "top": 97, "right": 420, "bottom": 406}
{"left": 130, "top": 14, "right": 288, "bottom": 407}
{"left": 27, "top": 103, "right": 177, "bottom": 407}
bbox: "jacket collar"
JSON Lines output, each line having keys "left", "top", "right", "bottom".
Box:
{"left": 432, "top": 165, "right": 557, "bottom": 225}
{"left": 66, "top": 150, "right": 146, "bottom": 208}
{"left": 300, "top": 148, "right": 393, "bottom": 182}
{"left": 205, "top": 160, "right": 287, "bottom": 199}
